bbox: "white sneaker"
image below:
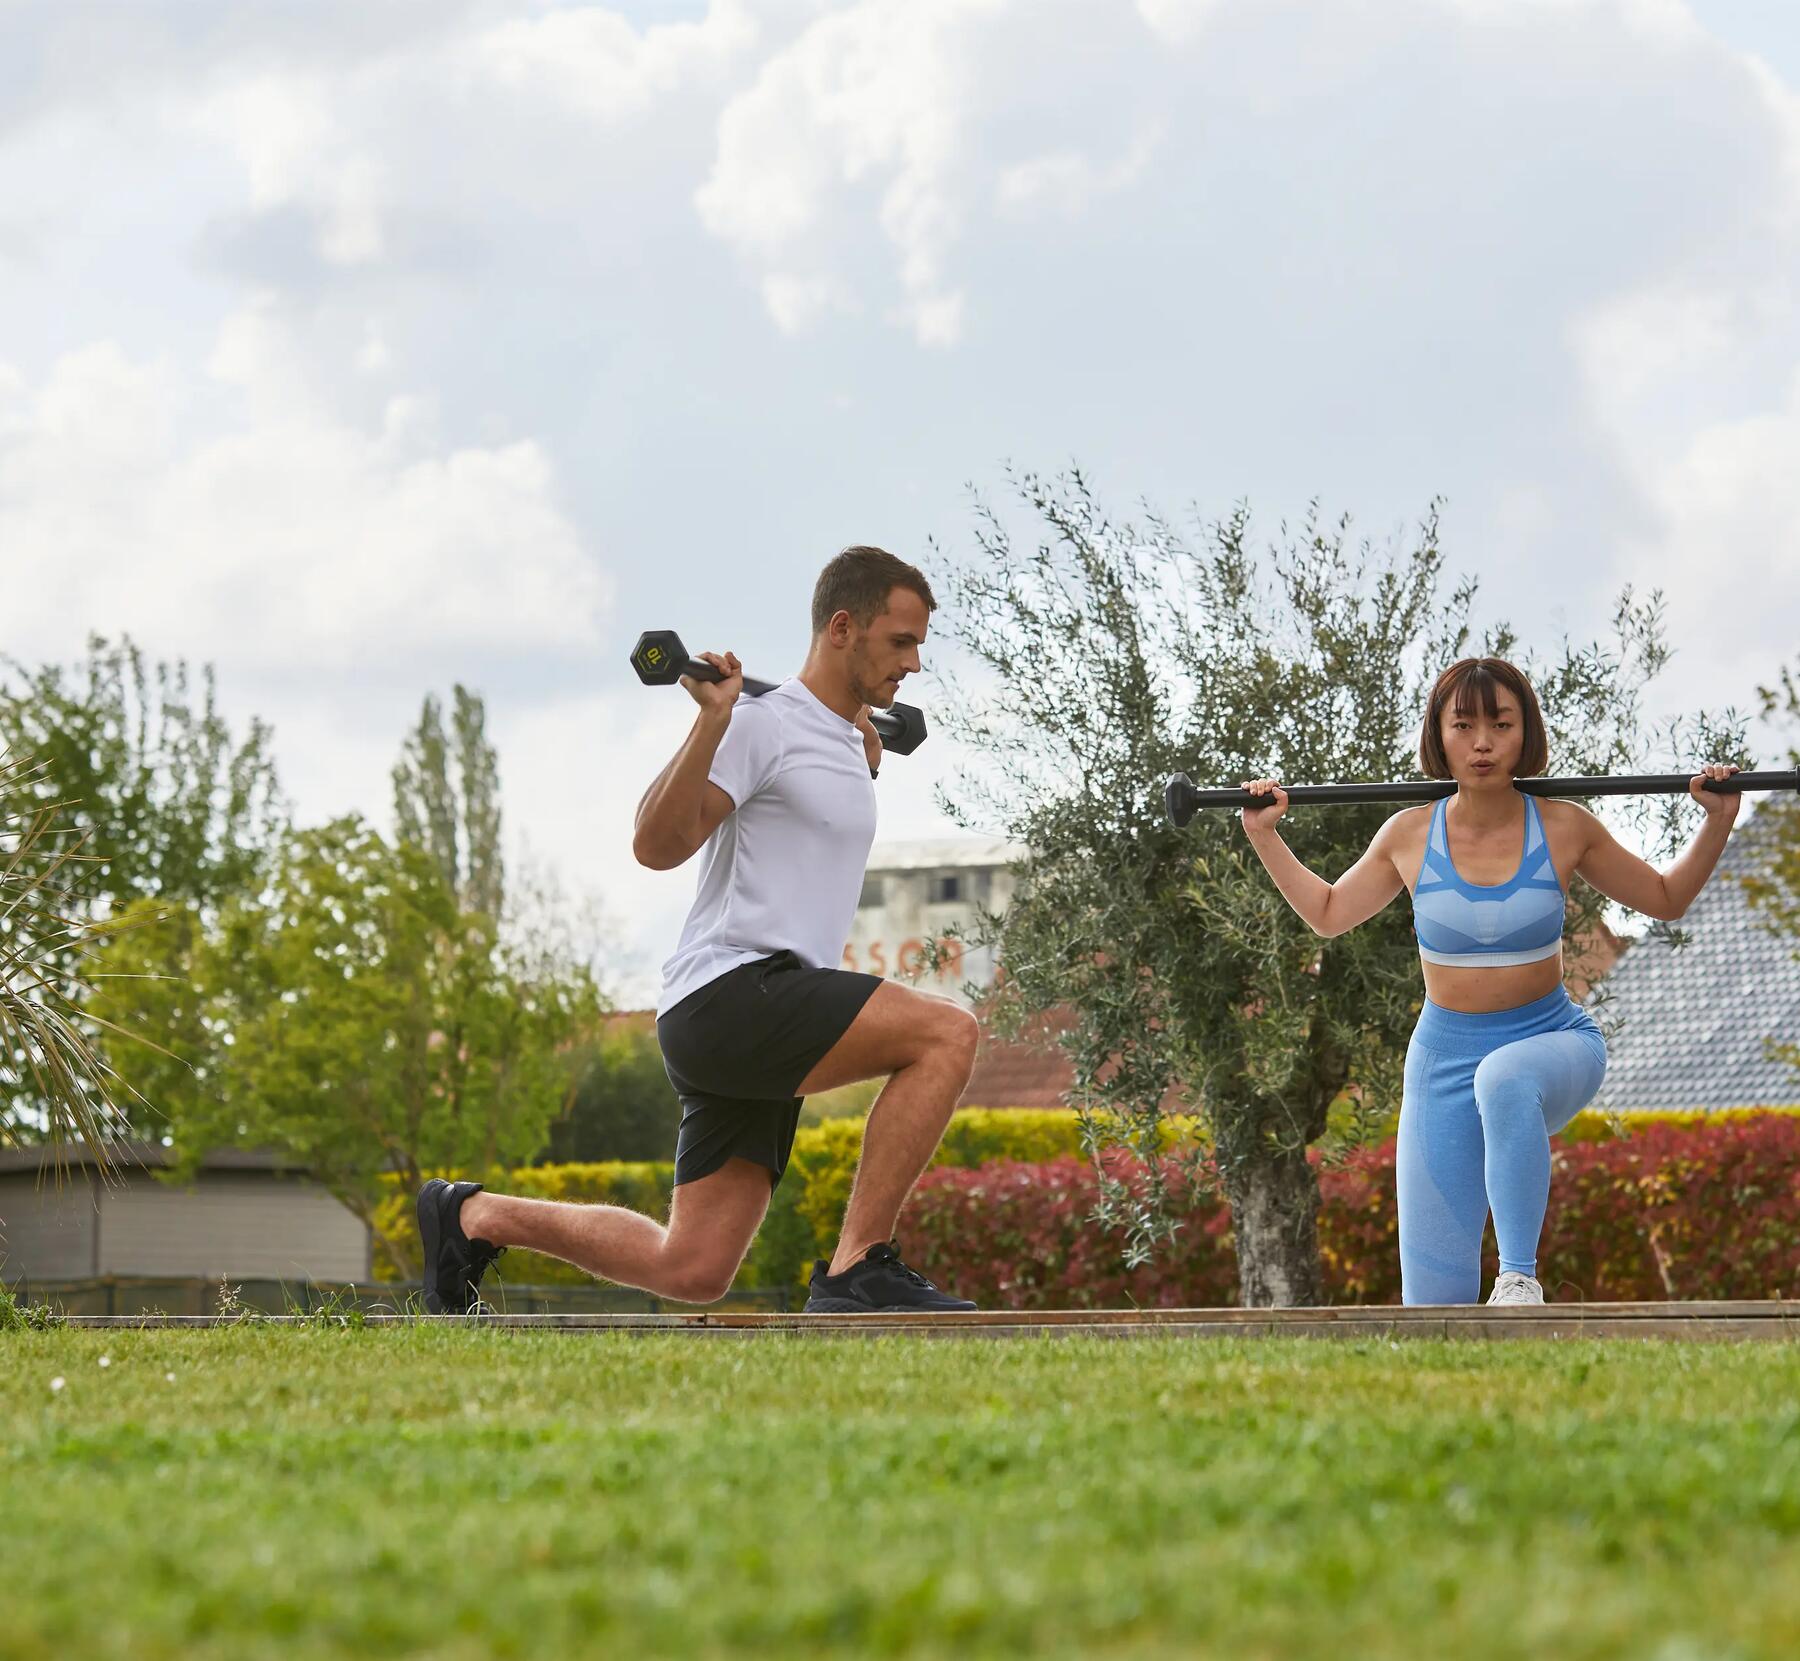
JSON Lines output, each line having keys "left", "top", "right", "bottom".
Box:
{"left": 1487, "top": 1271, "right": 1545, "bottom": 1306}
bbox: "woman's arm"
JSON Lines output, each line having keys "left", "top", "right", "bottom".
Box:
{"left": 1568, "top": 764, "right": 1742, "bottom": 921}
{"left": 1238, "top": 782, "right": 1407, "bottom": 937}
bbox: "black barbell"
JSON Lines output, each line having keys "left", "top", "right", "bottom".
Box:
{"left": 1163, "top": 768, "right": 1800, "bottom": 828}
{"left": 630, "top": 629, "right": 929, "bottom": 756}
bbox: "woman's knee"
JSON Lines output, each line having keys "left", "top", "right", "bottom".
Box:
{"left": 1473, "top": 1052, "right": 1544, "bottom": 1123}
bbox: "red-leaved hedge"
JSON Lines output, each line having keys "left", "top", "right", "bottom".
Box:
{"left": 901, "top": 1114, "right": 1800, "bottom": 1306}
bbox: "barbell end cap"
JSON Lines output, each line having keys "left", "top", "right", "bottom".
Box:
{"left": 1165, "top": 773, "right": 1198, "bottom": 829}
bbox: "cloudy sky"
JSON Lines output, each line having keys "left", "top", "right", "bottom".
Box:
{"left": 4, "top": 0, "right": 1798, "bottom": 1001}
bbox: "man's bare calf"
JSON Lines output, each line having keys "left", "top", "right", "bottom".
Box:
{"left": 793, "top": 980, "right": 980, "bottom": 1276}
{"left": 457, "top": 1158, "right": 771, "bottom": 1305}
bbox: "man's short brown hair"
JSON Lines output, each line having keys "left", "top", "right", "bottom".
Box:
{"left": 1418, "top": 657, "right": 1549, "bottom": 779}
{"left": 810, "top": 545, "right": 937, "bottom": 635}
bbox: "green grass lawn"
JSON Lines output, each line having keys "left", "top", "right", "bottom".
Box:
{"left": 3, "top": 1328, "right": 1799, "bottom": 1660}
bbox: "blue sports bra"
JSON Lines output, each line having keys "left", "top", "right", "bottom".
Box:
{"left": 1411, "top": 792, "right": 1565, "bottom": 968}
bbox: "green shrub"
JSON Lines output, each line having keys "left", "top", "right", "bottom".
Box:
{"left": 907, "top": 1111, "right": 1800, "bottom": 1306}
{"left": 375, "top": 1105, "right": 1800, "bottom": 1290}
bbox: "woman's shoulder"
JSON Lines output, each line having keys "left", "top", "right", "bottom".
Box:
{"left": 1533, "top": 795, "right": 1597, "bottom": 829}
{"left": 1374, "top": 803, "right": 1433, "bottom": 855}
{"left": 1381, "top": 803, "right": 1434, "bottom": 836}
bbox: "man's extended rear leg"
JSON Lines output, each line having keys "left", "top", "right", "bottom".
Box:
{"left": 456, "top": 1156, "right": 772, "bottom": 1304}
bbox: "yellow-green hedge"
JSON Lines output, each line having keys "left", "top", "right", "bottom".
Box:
{"left": 1559, "top": 1105, "right": 1799, "bottom": 1143}
{"left": 373, "top": 1162, "right": 674, "bottom": 1285}
{"left": 376, "top": 1104, "right": 1799, "bottom": 1287}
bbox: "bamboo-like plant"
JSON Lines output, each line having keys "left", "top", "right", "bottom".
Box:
{"left": 0, "top": 751, "right": 159, "bottom": 1157}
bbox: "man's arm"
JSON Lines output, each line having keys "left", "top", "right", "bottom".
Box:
{"left": 631, "top": 651, "right": 744, "bottom": 870}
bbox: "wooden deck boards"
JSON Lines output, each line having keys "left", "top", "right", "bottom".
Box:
{"left": 58, "top": 1301, "right": 1800, "bottom": 1339}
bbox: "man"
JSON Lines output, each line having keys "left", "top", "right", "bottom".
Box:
{"left": 418, "top": 545, "right": 980, "bottom": 1314}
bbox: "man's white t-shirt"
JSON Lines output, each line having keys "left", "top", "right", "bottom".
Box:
{"left": 656, "top": 679, "right": 878, "bottom": 1016}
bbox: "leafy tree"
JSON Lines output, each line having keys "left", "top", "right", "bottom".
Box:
{"left": 541, "top": 1025, "right": 683, "bottom": 1164}
{"left": 0, "top": 635, "right": 283, "bottom": 915}
{"left": 0, "top": 636, "right": 283, "bottom": 1139}
{"left": 393, "top": 685, "right": 503, "bottom": 922}
{"left": 933, "top": 470, "right": 1743, "bottom": 1305}
{"left": 1737, "top": 663, "right": 1800, "bottom": 1082}
{"left": 1737, "top": 665, "right": 1800, "bottom": 932}
{"left": 94, "top": 817, "right": 602, "bottom": 1270}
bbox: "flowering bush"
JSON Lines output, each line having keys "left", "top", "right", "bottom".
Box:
{"left": 902, "top": 1113, "right": 1800, "bottom": 1306}
{"left": 373, "top": 1108, "right": 1800, "bottom": 1300}
{"left": 901, "top": 1155, "right": 1238, "bottom": 1309}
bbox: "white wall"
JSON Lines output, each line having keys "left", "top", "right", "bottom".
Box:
{"left": 1, "top": 1170, "right": 371, "bottom": 1283}
{"left": 844, "top": 861, "right": 1018, "bottom": 1006}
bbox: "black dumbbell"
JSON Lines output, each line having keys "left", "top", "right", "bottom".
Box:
{"left": 629, "top": 629, "right": 929, "bottom": 755}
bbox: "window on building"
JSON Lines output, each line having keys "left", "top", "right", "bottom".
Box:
{"left": 858, "top": 875, "right": 885, "bottom": 909}
{"left": 927, "top": 873, "right": 962, "bottom": 904}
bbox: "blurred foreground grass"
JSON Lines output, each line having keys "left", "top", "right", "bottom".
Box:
{"left": 3, "top": 1327, "right": 1798, "bottom": 1660}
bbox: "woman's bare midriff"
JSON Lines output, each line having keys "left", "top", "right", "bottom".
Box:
{"left": 1418, "top": 954, "right": 1564, "bottom": 1014}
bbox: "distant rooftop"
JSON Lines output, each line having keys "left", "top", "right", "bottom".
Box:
{"left": 1590, "top": 801, "right": 1800, "bottom": 1111}
{"left": 866, "top": 837, "right": 1027, "bottom": 873}
{"left": 0, "top": 1143, "right": 310, "bottom": 1177}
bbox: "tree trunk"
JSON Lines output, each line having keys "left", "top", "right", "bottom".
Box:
{"left": 1226, "top": 1144, "right": 1323, "bottom": 1307}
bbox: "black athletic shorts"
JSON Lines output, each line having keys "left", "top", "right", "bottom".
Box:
{"left": 656, "top": 951, "right": 883, "bottom": 1187}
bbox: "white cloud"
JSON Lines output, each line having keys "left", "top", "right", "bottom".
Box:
{"left": 1134, "top": 0, "right": 1225, "bottom": 46}
{"left": 1564, "top": 37, "right": 1800, "bottom": 728}
{"left": 697, "top": 0, "right": 1001, "bottom": 345}
{"left": 189, "top": 75, "right": 390, "bottom": 267}
{"left": 994, "top": 130, "right": 1161, "bottom": 221}
{"left": 0, "top": 301, "right": 608, "bottom": 682}
{"left": 1579, "top": 315, "right": 1800, "bottom": 718}
{"left": 8, "top": 0, "right": 1800, "bottom": 973}
{"left": 464, "top": 0, "right": 758, "bottom": 123}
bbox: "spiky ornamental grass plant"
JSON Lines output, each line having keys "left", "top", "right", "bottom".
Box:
{"left": 0, "top": 752, "right": 159, "bottom": 1157}
{"left": 931, "top": 470, "right": 1747, "bottom": 1306}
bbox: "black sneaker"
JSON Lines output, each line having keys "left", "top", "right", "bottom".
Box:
{"left": 417, "top": 1179, "right": 505, "bottom": 1315}
{"left": 804, "top": 1242, "right": 977, "bottom": 1314}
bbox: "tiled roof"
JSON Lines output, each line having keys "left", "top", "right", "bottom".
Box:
{"left": 959, "top": 1035, "right": 1075, "bottom": 1109}
{"left": 957, "top": 1007, "right": 1190, "bottom": 1112}
{"left": 1590, "top": 802, "right": 1800, "bottom": 1111}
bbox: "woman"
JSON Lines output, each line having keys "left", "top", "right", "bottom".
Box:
{"left": 1239, "top": 657, "right": 1740, "bottom": 1305}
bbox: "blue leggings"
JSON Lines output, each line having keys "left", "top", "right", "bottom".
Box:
{"left": 1397, "top": 986, "right": 1607, "bottom": 1305}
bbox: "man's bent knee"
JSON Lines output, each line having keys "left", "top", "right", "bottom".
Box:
{"left": 940, "top": 1003, "right": 979, "bottom": 1074}
{"left": 661, "top": 1259, "right": 739, "bottom": 1305}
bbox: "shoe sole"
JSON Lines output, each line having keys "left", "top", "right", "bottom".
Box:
{"left": 803, "top": 1296, "right": 978, "bottom": 1315}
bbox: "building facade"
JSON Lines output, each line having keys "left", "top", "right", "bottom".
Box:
{"left": 843, "top": 837, "right": 1026, "bottom": 1007}
{"left": 0, "top": 1145, "right": 372, "bottom": 1288}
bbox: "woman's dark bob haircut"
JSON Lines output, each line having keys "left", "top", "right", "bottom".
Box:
{"left": 1418, "top": 657, "right": 1548, "bottom": 780}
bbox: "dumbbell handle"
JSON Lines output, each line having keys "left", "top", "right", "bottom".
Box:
{"left": 679, "top": 654, "right": 907, "bottom": 746}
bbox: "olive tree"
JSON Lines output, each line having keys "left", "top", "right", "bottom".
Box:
{"left": 1737, "top": 663, "right": 1800, "bottom": 1082}
{"left": 933, "top": 470, "right": 1742, "bottom": 1305}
